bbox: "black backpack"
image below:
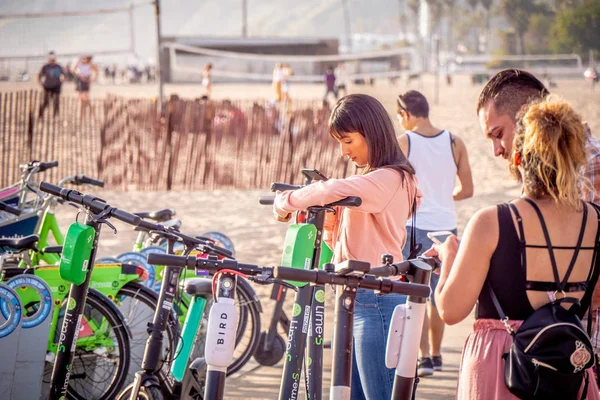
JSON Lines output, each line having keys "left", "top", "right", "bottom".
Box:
{"left": 487, "top": 200, "right": 600, "bottom": 400}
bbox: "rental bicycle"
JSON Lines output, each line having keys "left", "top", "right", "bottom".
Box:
{"left": 38, "top": 181, "right": 142, "bottom": 400}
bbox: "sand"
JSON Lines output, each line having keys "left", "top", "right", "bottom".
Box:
{"left": 5, "top": 74, "right": 600, "bottom": 399}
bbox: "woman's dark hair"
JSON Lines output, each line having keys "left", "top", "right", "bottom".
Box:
{"left": 328, "top": 94, "right": 415, "bottom": 182}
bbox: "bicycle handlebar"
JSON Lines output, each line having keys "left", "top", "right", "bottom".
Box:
{"left": 39, "top": 182, "right": 141, "bottom": 226}
{"left": 73, "top": 175, "right": 105, "bottom": 187}
{"left": 0, "top": 201, "right": 21, "bottom": 216}
{"left": 21, "top": 160, "right": 59, "bottom": 174}
{"left": 137, "top": 219, "right": 234, "bottom": 258}
{"left": 36, "top": 161, "right": 58, "bottom": 173}
{"left": 146, "top": 253, "right": 430, "bottom": 298}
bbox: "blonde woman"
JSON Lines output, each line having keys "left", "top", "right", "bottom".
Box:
{"left": 272, "top": 63, "right": 282, "bottom": 102}
{"left": 428, "top": 95, "right": 600, "bottom": 399}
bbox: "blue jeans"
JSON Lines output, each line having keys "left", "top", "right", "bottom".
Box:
{"left": 351, "top": 289, "right": 407, "bottom": 400}
{"left": 401, "top": 227, "right": 457, "bottom": 307}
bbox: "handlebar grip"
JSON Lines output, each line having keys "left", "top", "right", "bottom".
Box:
{"left": 75, "top": 175, "right": 105, "bottom": 187}
{"left": 390, "top": 281, "right": 431, "bottom": 298}
{"left": 369, "top": 265, "right": 397, "bottom": 277}
{"left": 273, "top": 266, "right": 318, "bottom": 283}
{"left": 110, "top": 208, "right": 141, "bottom": 227}
{"left": 38, "top": 161, "right": 59, "bottom": 172}
{"left": 259, "top": 196, "right": 275, "bottom": 205}
{"left": 0, "top": 201, "right": 21, "bottom": 216}
{"left": 369, "top": 261, "right": 411, "bottom": 277}
{"left": 39, "top": 181, "right": 68, "bottom": 198}
{"left": 137, "top": 218, "right": 160, "bottom": 232}
{"left": 148, "top": 253, "right": 194, "bottom": 267}
{"left": 206, "top": 244, "right": 233, "bottom": 258}
{"left": 270, "top": 183, "right": 303, "bottom": 192}
{"left": 330, "top": 196, "right": 362, "bottom": 207}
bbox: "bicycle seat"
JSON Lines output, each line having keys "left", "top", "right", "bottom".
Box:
{"left": 180, "top": 278, "right": 213, "bottom": 297}
{"left": 0, "top": 234, "right": 40, "bottom": 251}
{"left": 134, "top": 209, "right": 175, "bottom": 222}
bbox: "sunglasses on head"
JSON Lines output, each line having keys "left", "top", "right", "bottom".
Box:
{"left": 396, "top": 95, "right": 408, "bottom": 113}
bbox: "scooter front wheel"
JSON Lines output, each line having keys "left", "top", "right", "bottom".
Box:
{"left": 117, "top": 384, "right": 163, "bottom": 400}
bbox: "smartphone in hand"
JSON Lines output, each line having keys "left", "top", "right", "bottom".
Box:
{"left": 426, "top": 230, "right": 454, "bottom": 245}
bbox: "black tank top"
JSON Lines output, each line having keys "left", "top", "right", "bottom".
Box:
{"left": 477, "top": 200, "right": 600, "bottom": 320}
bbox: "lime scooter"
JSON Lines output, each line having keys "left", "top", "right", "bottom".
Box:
{"left": 38, "top": 182, "right": 143, "bottom": 400}
{"left": 144, "top": 253, "right": 432, "bottom": 400}
{"left": 258, "top": 168, "right": 361, "bottom": 400}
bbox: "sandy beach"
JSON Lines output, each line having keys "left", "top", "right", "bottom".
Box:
{"left": 5, "top": 74, "right": 600, "bottom": 399}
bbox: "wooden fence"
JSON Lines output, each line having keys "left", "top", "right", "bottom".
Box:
{"left": 0, "top": 91, "right": 352, "bottom": 191}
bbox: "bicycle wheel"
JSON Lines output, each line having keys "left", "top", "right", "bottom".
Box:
{"left": 117, "top": 383, "right": 163, "bottom": 400}
{"left": 43, "top": 289, "right": 130, "bottom": 400}
{"left": 116, "top": 282, "right": 180, "bottom": 385}
{"left": 191, "top": 278, "right": 261, "bottom": 376}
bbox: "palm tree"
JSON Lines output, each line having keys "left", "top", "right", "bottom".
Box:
{"left": 407, "top": 0, "right": 421, "bottom": 41}
{"left": 480, "top": 0, "right": 494, "bottom": 53}
{"left": 500, "top": 0, "right": 546, "bottom": 54}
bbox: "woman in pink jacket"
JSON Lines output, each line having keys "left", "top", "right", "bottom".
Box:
{"left": 274, "top": 94, "right": 421, "bottom": 399}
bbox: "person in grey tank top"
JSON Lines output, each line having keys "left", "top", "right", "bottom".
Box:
{"left": 396, "top": 90, "right": 474, "bottom": 377}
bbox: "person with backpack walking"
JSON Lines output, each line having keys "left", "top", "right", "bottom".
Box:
{"left": 396, "top": 90, "right": 473, "bottom": 377}
{"left": 428, "top": 94, "right": 600, "bottom": 400}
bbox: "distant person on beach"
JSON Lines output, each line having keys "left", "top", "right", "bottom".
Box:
{"left": 282, "top": 63, "right": 293, "bottom": 102}
{"left": 202, "top": 63, "right": 213, "bottom": 98}
{"left": 397, "top": 90, "right": 473, "bottom": 377}
{"left": 324, "top": 66, "right": 337, "bottom": 101}
{"left": 336, "top": 62, "right": 348, "bottom": 97}
{"left": 585, "top": 66, "right": 599, "bottom": 90}
{"left": 273, "top": 94, "right": 422, "bottom": 400}
{"left": 430, "top": 94, "right": 600, "bottom": 400}
{"left": 71, "top": 55, "right": 98, "bottom": 119}
{"left": 272, "top": 63, "right": 283, "bottom": 102}
{"left": 38, "top": 51, "right": 65, "bottom": 118}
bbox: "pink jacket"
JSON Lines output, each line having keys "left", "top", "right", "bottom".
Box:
{"left": 274, "top": 168, "right": 422, "bottom": 268}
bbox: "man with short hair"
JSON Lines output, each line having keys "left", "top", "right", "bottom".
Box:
{"left": 38, "top": 51, "right": 65, "bottom": 118}
{"left": 477, "top": 68, "right": 600, "bottom": 203}
{"left": 477, "top": 69, "right": 600, "bottom": 373}
{"left": 397, "top": 90, "right": 474, "bottom": 377}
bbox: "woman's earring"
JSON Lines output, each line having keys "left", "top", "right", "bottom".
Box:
{"left": 513, "top": 152, "right": 521, "bottom": 167}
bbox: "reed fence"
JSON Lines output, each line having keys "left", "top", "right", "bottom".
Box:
{"left": 0, "top": 90, "right": 352, "bottom": 191}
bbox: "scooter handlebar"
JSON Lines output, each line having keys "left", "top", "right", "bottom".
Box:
{"left": 259, "top": 196, "right": 275, "bottom": 205}
{"left": 270, "top": 183, "right": 303, "bottom": 192}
